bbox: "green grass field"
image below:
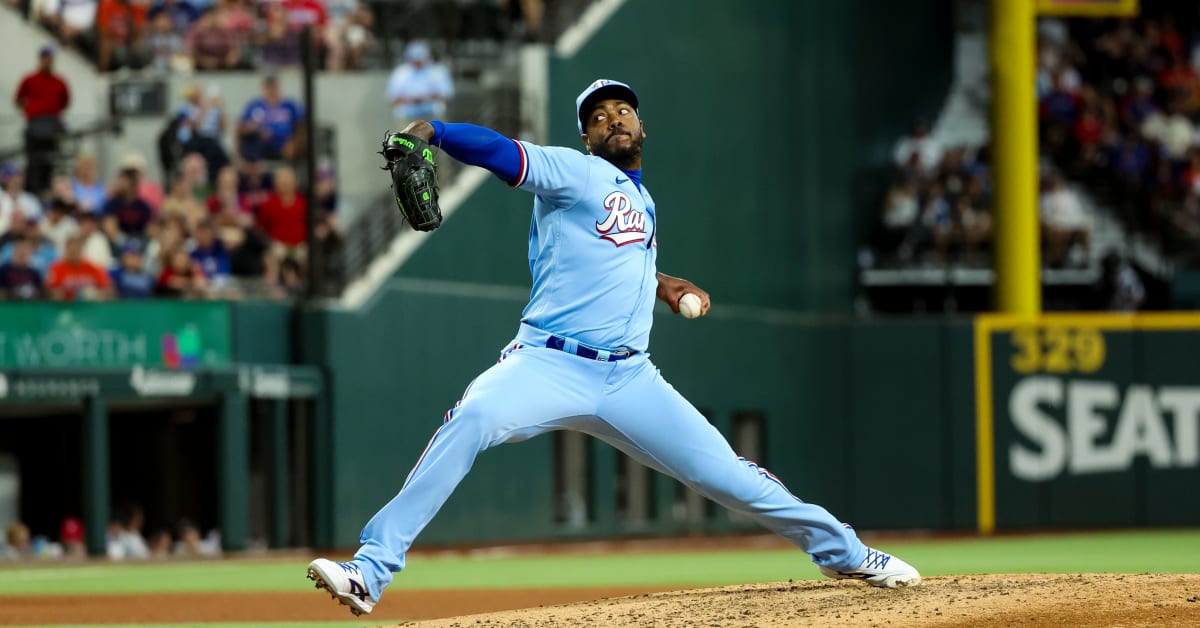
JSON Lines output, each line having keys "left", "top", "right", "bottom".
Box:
{"left": 2, "top": 529, "right": 1197, "bottom": 628}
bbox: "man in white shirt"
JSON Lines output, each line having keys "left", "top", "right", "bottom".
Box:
{"left": 892, "top": 120, "right": 942, "bottom": 176}
{"left": 384, "top": 40, "right": 454, "bottom": 131}
{"left": 1040, "top": 175, "right": 1091, "bottom": 267}
{"left": 0, "top": 164, "right": 44, "bottom": 235}
{"left": 34, "top": 0, "right": 97, "bottom": 50}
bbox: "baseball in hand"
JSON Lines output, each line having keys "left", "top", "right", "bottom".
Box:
{"left": 679, "top": 293, "right": 703, "bottom": 319}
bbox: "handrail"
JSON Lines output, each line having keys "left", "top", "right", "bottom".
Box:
{"left": 0, "top": 116, "right": 123, "bottom": 163}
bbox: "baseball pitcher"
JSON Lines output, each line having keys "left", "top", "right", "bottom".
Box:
{"left": 307, "top": 79, "right": 920, "bottom": 616}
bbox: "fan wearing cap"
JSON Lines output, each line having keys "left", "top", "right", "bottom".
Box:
{"left": 384, "top": 40, "right": 454, "bottom": 131}
{"left": 306, "top": 79, "right": 920, "bottom": 618}
{"left": 0, "top": 163, "right": 45, "bottom": 232}
{"left": 237, "top": 75, "right": 305, "bottom": 161}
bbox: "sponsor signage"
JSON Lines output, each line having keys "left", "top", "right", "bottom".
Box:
{"left": 975, "top": 314, "right": 1200, "bottom": 531}
{"left": 0, "top": 302, "right": 230, "bottom": 370}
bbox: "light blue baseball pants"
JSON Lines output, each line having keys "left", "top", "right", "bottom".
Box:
{"left": 352, "top": 324, "right": 867, "bottom": 600}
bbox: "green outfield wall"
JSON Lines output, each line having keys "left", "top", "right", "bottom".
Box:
{"left": 308, "top": 0, "right": 960, "bottom": 546}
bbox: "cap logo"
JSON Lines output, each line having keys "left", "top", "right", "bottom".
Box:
{"left": 589, "top": 79, "right": 614, "bottom": 90}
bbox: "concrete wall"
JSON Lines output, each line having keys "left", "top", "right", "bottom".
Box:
{"left": 0, "top": 8, "right": 394, "bottom": 219}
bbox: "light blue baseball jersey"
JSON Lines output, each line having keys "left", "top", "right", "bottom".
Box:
{"left": 513, "top": 141, "right": 659, "bottom": 353}
{"left": 346, "top": 110, "right": 873, "bottom": 606}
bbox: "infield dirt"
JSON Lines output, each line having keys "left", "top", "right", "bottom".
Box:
{"left": 397, "top": 574, "right": 1200, "bottom": 627}
{"left": 3, "top": 573, "right": 1197, "bottom": 626}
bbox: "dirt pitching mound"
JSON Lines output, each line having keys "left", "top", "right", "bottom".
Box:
{"left": 397, "top": 573, "right": 1200, "bottom": 627}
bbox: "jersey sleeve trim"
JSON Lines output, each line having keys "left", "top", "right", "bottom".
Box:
{"left": 512, "top": 140, "right": 529, "bottom": 188}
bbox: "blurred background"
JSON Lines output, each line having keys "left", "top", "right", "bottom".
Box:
{"left": 0, "top": 0, "right": 1197, "bottom": 565}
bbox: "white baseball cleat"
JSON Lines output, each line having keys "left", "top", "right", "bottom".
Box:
{"left": 819, "top": 546, "right": 922, "bottom": 588}
{"left": 306, "top": 558, "right": 377, "bottom": 616}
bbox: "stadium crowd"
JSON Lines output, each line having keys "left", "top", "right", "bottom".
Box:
{"left": 12, "top": 0, "right": 548, "bottom": 72}
{"left": 874, "top": 10, "right": 1200, "bottom": 271}
{"left": 0, "top": 0, "right": 562, "bottom": 303}
{"left": 1, "top": 505, "right": 222, "bottom": 562}
{"left": 3, "top": 45, "right": 339, "bottom": 302}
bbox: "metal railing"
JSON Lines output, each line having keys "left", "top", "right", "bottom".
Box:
{"left": 333, "top": 64, "right": 523, "bottom": 295}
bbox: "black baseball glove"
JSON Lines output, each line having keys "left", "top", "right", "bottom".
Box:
{"left": 379, "top": 130, "right": 442, "bottom": 231}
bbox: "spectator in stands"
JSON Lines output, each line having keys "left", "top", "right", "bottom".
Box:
{"left": 110, "top": 239, "right": 154, "bottom": 298}
{"left": 208, "top": 165, "right": 250, "bottom": 226}
{"left": 385, "top": 40, "right": 454, "bottom": 130}
{"left": 1158, "top": 54, "right": 1200, "bottom": 109}
{"left": 41, "top": 197, "right": 80, "bottom": 252}
{"left": 33, "top": 0, "right": 98, "bottom": 55}
{"left": 13, "top": 46, "right": 69, "bottom": 195}
{"left": 147, "top": 529, "right": 172, "bottom": 558}
{"left": 147, "top": 0, "right": 197, "bottom": 33}
{"left": 175, "top": 83, "right": 229, "bottom": 179}
{"left": 101, "top": 170, "right": 154, "bottom": 241}
{"left": 236, "top": 156, "right": 273, "bottom": 214}
{"left": 257, "top": 165, "right": 307, "bottom": 266}
{"left": 953, "top": 195, "right": 992, "bottom": 261}
{"left": 71, "top": 154, "right": 107, "bottom": 213}
{"left": 917, "top": 181, "right": 954, "bottom": 260}
{"left": 8, "top": 218, "right": 60, "bottom": 273}
{"left": 1141, "top": 95, "right": 1195, "bottom": 160}
{"left": 117, "top": 152, "right": 164, "bottom": 211}
{"left": 60, "top": 517, "right": 86, "bottom": 560}
{"left": 278, "top": 0, "right": 331, "bottom": 56}
{"left": 187, "top": 5, "right": 241, "bottom": 71}
{"left": 179, "top": 152, "right": 211, "bottom": 200}
{"left": 892, "top": 119, "right": 942, "bottom": 176}
{"left": 222, "top": 223, "right": 268, "bottom": 279}
{"left": 237, "top": 75, "right": 304, "bottom": 161}
{"left": 878, "top": 177, "right": 920, "bottom": 259}
{"left": 147, "top": 10, "right": 188, "bottom": 72}
{"left": 216, "top": 0, "right": 255, "bottom": 50}
{"left": 96, "top": 0, "right": 149, "bottom": 71}
{"left": 258, "top": 2, "right": 301, "bottom": 67}
{"left": 190, "top": 220, "right": 230, "bottom": 286}
{"left": 1072, "top": 90, "right": 1108, "bottom": 168}
{"left": 161, "top": 174, "right": 206, "bottom": 232}
{"left": 327, "top": 0, "right": 373, "bottom": 71}
{"left": 277, "top": 255, "right": 304, "bottom": 297}
{"left": 156, "top": 245, "right": 207, "bottom": 297}
{"left": 47, "top": 234, "right": 114, "bottom": 300}
{"left": 47, "top": 173, "right": 76, "bottom": 206}
{"left": 1120, "top": 76, "right": 1158, "bottom": 129}
{"left": 106, "top": 503, "right": 150, "bottom": 559}
{"left": 0, "top": 163, "right": 45, "bottom": 234}
{"left": 1, "top": 522, "right": 32, "bottom": 560}
{"left": 315, "top": 161, "right": 338, "bottom": 216}
{"left": 172, "top": 519, "right": 220, "bottom": 557}
{"left": 0, "top": 237, "right": 46, "bottom": 300}
{"left": 76, "top": 212, "right": 114, "bottom": 268}
{"left": 1098, "top": 251, "right": 1145, "bottom": 311}
{"left": 1040, "top": 175, "right": 1091, "bottom": 268}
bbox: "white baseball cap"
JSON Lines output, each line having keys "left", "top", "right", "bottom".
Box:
{"left": 576, "top": 79, "right": 639, "bottom": 134}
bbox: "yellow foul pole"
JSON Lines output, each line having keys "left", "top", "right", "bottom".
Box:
{"left": 990, "top": 0, "right": 1039, "bottom": 314}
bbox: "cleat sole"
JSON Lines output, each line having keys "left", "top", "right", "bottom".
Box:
{"left": 307, "top": 566, "right": 371, "bottom": 617}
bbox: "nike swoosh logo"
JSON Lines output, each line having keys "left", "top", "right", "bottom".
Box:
{"left": 615, "top": 177, "right": 629, "bottom": 184}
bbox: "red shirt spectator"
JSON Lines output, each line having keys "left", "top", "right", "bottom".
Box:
{"left": 257, "top": 167, "right": 307, "bottom": 245}
{"left": 1074, "top": 109, "right": 1104, "bottom": 147}
{"left": 281, "top": 0, "right": 328, "bottom": 30}
{"left": 14, "top": 48, "right": 70, "bottom": 120}
{"left": 47, "top": 235, "right": 113, "bottom": 301}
